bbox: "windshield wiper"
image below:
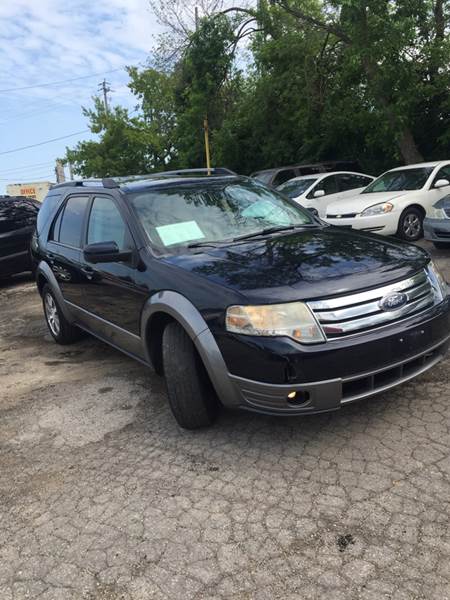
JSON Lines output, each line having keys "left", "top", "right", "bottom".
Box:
{"left": 187, "top": 240, "right": 224, "bottom": 249}
{"left": 232, "top": 224, "right": 316, "bottom": 242}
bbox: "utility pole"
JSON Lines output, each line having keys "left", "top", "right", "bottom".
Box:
{"left": 99, "top": 79, "right": 111, "bottom": 114}
{"left": 195, "top": 6, "right": 212, "bottom": 175}
{"left": 55, "top": 160, "right": 66, "bottom": 183}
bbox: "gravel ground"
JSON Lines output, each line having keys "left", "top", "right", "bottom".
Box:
{"left": 0, "top": 241, "right": 449, "bottom": 600}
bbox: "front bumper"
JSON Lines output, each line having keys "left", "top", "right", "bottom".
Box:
{"left": 325, "top": 213, "right": 398, "bottom": 236}
{"left": 218, "top": 298, "right": 450, "bottom": 415}
{"left": 424, "top": 217, "right": 450, "bottom": 243}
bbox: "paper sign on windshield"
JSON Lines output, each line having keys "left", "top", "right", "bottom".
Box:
{"left": 156, "top": 221, "right": 205, "bottom": 246}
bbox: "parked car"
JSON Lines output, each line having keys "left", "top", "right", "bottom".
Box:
{"left": 424, "top": 192, "right": 450, "bottom": 248}
{"left": 32, "top": 170, "right": 449, "bottom": 429}
{"left": 277, "top": 171, "right": 374, "bottom": 217}
{"left": 251, "top": 161, "right": 363, "bottom": 187}
{"left": 325, "top": 161, "right": 450, "bottom": 241}
{"left": 0, "top": 195, "right": 39, "bottom": 279}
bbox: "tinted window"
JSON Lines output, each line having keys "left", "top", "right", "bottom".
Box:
{"left": 0, "top": 197, "right": 38, "bottom": 234}
{"left": 363, "top": 168, "right": 432, "bottom": 193}
{"left": 87, "top": 196, "right": 131, "bottom": 250}
{"left": 57, "top": 196, "right": 89, "bottom": 247}
{"left": 338, "top": 174, "right": 372, "bottom": 192}
{"left": 273, "top": 169, "right": 296, "bottom": 186}
{"left": 307, "top": 175, "right": 338, "bottom": 198}
{"left": 37, "top": 192, "right": 62, "bottom": 235}
{"left": 432, "top": 165, "right": 450, "bottom": 186}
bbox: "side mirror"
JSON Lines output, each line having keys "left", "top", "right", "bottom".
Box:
{"left": 314, "top": 189, "right": 325, "bottom": 198}
{"left": 434, "top": 179, "right": 450, "bottom": 189}
{"left": 84, "top": 241, "right": 132, "bottom": 264}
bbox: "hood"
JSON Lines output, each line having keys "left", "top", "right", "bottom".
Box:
{"left": 163, "top": 227, "right": 429, "bottom": 303}
{"left": 326, "top": 191, "right": 413, "bottom": 215}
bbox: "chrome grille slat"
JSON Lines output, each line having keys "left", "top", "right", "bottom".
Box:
{"left": 308, "top": 271, "right": 427, "bottom": 311}
{"left": 307, "top": 269, "right": 437, "bottom": 338}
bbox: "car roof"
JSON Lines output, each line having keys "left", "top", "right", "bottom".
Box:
{"left": 251, "top": 161, "right": 360, "bottom": 176}
{"left": 121, "top": 174, "right": 242, "bottom": 193}
{"left": 280, "top": 171, "right": 372, "bottom": 184}
{"left": 388, "top": 161, "right": 450, "bottom": 172}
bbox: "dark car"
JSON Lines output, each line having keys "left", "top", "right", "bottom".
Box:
{"left": 424, "top": 193, "right": 450, "bottom": 249}
{"left": 32, "top": 170, "right": 450, "bottom": 429}
{"left": 0, "top": 195, "right": 39, "bottom": 279}
{"left": 251, "top": 161, "right": 364, "bottom": 187}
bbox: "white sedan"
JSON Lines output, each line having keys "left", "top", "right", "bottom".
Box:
{"left": 325, "top": 161, "right": 450, "bottom": 241}
{"left": 276, "top": 171, "right": 374, "bottom": 218}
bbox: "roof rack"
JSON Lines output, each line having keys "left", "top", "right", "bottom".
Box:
{"left": 51, "top": 168, "right": 237, "bottom": 190}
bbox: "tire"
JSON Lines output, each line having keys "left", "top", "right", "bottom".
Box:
{"left": 162, "top": 321, "right": 219, "bottom": 429}
{"left": 42, "top": 284, "right": 82, "bottom": 344}
{"left": 433, "top": 241, "right": 450, "bottom": 249}
{"left": 397, "top": 207, "right": 424, "bottom": 241}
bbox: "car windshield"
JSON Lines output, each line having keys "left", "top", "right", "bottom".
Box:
{"left": 129, "top": 179, "right": 316, "bottom": 251}
{"left": 252, "top": 172, "right": 273, "bottom": 184}
{"left": 277, "top": 178, "right": 318, "bottom": 198}
{"left": 362, "top": 167, "right": 433, "bottom": 193}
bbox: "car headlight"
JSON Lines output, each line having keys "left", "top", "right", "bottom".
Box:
{"left": 427, "top": 261, "right": 448, "bottom": 301}
{"left": 360, "top": 202, "right": 394, "bottom": 216}
{"left": 428, "top": 206, "right": 447, "bottom": 219}
{"left": 226, "top": 302, "right": 325, "bottom": 344}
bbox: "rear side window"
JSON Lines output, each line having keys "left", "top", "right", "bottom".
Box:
{"left": 37, "top": 192, "right": 62, "bottom": 235}
{"left": 52, "top": 196, "right": 89, "bottom": 247}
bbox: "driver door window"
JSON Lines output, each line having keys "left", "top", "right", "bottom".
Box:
{"left": 87, "top": 196, "right": 133, "bottom": 251}
{"left": 432, "top": 165, "right": 450, "bottom": 187}
{"left": 307, "top": 175, "right": 338, "bottom": 199}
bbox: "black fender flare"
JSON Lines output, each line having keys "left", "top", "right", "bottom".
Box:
{"left": 36, "top": 261, "right": 74, "bottom": 322}
{"left": 141, "top": 291, "right": 241, "bottom": 408}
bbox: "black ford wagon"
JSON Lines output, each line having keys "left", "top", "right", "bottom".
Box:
{"left": 32, "top": 169, "right": 450, "bottom": 429}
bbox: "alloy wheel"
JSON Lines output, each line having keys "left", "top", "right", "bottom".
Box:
{"left": 403, "top": 213, "right": 421, "bottom": 239}
{"left": 44, "top": 292, "right": 60, "bottom": 337}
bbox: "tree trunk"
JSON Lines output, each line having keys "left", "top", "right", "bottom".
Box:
{"left": 397, "top": 128, "right": 425, "bottom": 164}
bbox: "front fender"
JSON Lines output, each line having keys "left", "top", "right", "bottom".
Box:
{"left": 141, "top": 291, "right": 241, "bottom": 408}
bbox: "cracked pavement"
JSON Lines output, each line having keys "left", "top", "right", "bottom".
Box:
{"left": 0, "top": 241, "right": 449, "bottom": 600}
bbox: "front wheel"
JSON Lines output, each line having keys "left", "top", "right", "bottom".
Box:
{"left": 42, "top": 284, "right": 82, "bottom": 344}
{"left": 162, "top": 321, "right": 219, "bottom": 429}
{"left": 397, "top": 207, "right": 424, "bottom": 241}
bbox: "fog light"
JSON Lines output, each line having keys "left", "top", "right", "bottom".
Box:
{"left": 287, "top": 391, "right": 297, "bottom": 400}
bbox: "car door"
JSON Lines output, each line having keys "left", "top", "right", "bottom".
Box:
{"left": 305, "top": 175, "right": 339, "bottom": 216}
{"left": 46, "top": 194, "right": 90, "bottom": 306}
{"left": 0, "top": 197, "right": 38, "bottom": 276}
{"left": 426, "top": 165, "right": 450, "bottom": 212}
{"left": 80, "top": 194, "right": 147, "bottom": 342}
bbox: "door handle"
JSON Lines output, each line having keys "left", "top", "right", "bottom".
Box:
{"left": 81, "top": 266, "right": 94, "bottom": 280}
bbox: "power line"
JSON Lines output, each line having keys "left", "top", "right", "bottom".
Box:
{"left": 0, "top": 68, "right": 123, "bottom": 94}
{"left": 0, "top": 161, "right": 55, "bottom": 174}
{"left": 0, "top": 130, "right": 90, "bottom": 155}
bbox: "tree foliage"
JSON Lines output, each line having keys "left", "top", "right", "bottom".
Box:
{"left": 65, "top": 0, "right": 450, "bottom": 178}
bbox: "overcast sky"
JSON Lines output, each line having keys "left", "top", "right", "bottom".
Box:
{"left": 0, "top": 0, "right": 163, "bottom": 193}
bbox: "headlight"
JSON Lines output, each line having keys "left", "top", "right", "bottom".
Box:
{"left": 360, "top": 202, "right": 393, "bottom": 216}
{"left": 428, "top": 206, "right": 447, "bottom": 219}
{"left": 428, "top": 261, "right": 448, "bottom": 301}
{"left": 226, "top": 302, "right": 325, "bottom": 344}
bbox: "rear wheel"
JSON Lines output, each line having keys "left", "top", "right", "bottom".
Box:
{"left": 433, "top": 241, "right": 450, "bottom": 249}
{"left": 42, "top": 284, "right": 82, "bottom": 344}
{"left": 162, "top": 321, "right": 219, "bottom": 429}
{"left": 397, "top": 207, "right": 424, "bottom": 241}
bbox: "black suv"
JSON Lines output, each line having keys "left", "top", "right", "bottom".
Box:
{"left": 1, "top": 195, "right": 39, "bottom": 279}
{"left": 32, "top": 169, "right": 450, "bottom": 429}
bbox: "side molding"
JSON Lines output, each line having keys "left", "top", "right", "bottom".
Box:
{"left": 141, "top": 291, "right": 241, "bottom": 408}
{"left": 36, "top": 261, "right": 74, "bottom": 322}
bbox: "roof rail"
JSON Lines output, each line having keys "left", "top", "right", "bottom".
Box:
{"left": 50, "top": 168, "right": 237, "bottom": 190}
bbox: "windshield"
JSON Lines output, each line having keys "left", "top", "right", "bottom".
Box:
{"left": 362, "top": 167, "right": 433, "bottom": 193}
{"left": 129, "top": 180, "right": 316, "bottom": 251}
{"left": 277, "top": 178, "right": 318, "bottom": 198}
{"left": 252, "top": 172, "right": 273, "bottom": 184}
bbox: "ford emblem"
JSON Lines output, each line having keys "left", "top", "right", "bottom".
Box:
{"left": 379, "top": 292, "right": 408, "bottom": 312}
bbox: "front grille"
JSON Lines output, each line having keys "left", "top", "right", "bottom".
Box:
{"left": 327, "top": 213, "right": 357, "bottom": 219}
{"left": 308, "top": 270, "right": 437, "bottom": 338}
{"left": 435, "top": 228, "right": 450, "bottom": 239}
